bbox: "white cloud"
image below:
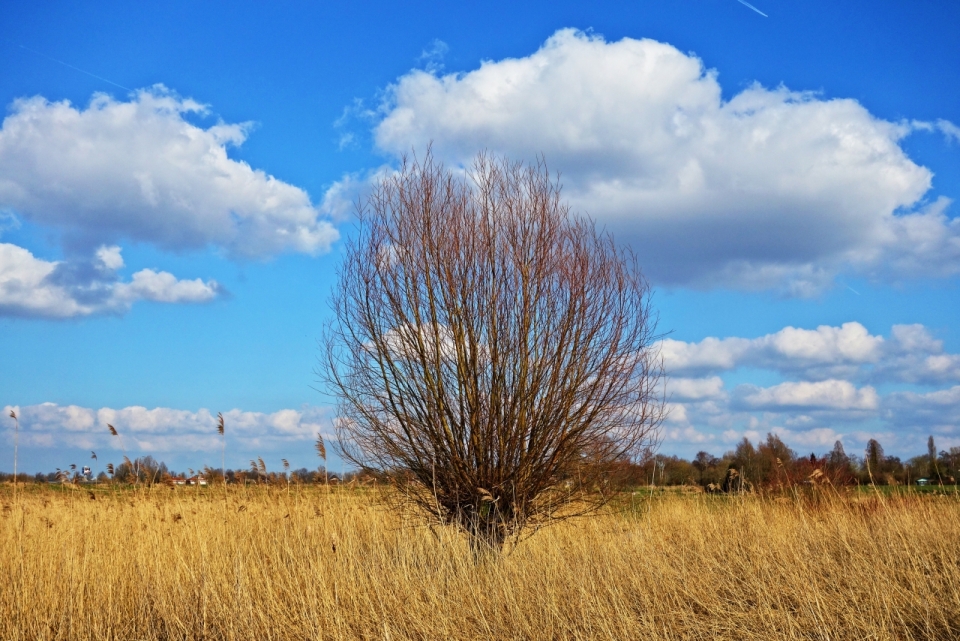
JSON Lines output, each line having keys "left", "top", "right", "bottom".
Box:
{"left": 0, "top": 87, "right": 338, "bottom": 258}
{"left": 662, "top": 322, "right": 885, "bottom": 378}
{"left": 779, "top": 427, "right": 844, "bottom": 448}
{"left": 418, "top": 39, "right": 450, "bottom": 74}
{"left": 883, "top": 385, "right": 960, "bottom": 434}
{"left": 355, "top": 28, "right": 959, "bottom": 293}
{"left": 877, "top": 324, "right": 960, "bottom": 385}
{"left": 0, "top": 242, "right": 219, "bottom": 318}
{"left": 661, "top": 424, "right": 715, "bottom": 445}
{"left": 939, "top": 120, "right": 960, "bottom": 144}
{"left": 764, "top": 322, "right": 883, "bottom": 363}
{"left": 3, "top": 402, "right": 331, "bottom": 454}
{"left": 737, "top": 380, "right": 879, "bottom": 411}
{"left": 660, "top": 336, "right": 752, "bottom": 374}
{"left": 317, "top": 165, "right": 395, "bottom": 220}
{"left": 913, "top": 119, "right": 960, "bottom": 145}
{"left": 651, "top": 322, "right": 960, "bottom": 455}
{"left": 114, "top": 269, "right": 219, "bottom": 305}
{"left": 667, "top": 376, "right": 726, "bottom": 401}
{"left": 662, "top": 321, "right": 960, "bottom": 385}
{"left": 96, "top": 245, "right": 124, "bottom": 270}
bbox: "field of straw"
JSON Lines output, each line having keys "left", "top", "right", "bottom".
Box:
{"left": 2, "top": 484, "right": 959, "bottom": 640}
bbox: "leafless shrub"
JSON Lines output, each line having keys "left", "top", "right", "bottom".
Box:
{"left": 321, "top": 150, "right": 663, "bottom": 552}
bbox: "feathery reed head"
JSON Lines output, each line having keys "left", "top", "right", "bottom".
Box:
{"left": 282, "top": 458, "right": 290, "bottom": 470}
{"left": 257, "top": 458, "right": 266, "bottom": 475}
{"left": 217, "top": 412, "right": 224, "bottom": 436}
{"left": 106, "top": 463, "right": 114, "bottom": 475}
{"left": 108, "top": 424, "right": 118, "bottom": 437}
{"left": 91, "top": 451, "right": 97, "bottom": 460}
{"left": 8, "top": 410, "right": 15, "bottom": 420}
{"left": 315, "top": 433, "right": 327, "bottom": 461}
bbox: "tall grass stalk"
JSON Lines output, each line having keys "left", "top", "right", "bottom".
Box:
{"left": 8, "top": 410, "right": 17, "bottom": 496}
{"left": 107, "top": 423, "right": 133, "bottom": 484}
{"left": 316, "top": 432, "right": 327, "bottom": 486}
{"left": 217, "top": 412, "right": 227, "bottom": 513}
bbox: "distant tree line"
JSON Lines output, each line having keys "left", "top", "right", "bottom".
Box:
{"left": 3, "top": 436, "right": 958, "bottom": 490}
{"left": 0, "top": 455, "right": 362, "bottom": 486}
{"left": 615, "top": 434, "right": 960, "bottom": 489}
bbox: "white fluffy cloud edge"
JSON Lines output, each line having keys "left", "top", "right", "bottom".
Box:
{"left": 3, "top": 322, "right": 958, "bottom": 461}
{"left": 659, "top": 321, "right": 960, "bottom": 455}
{"left": 2, "top": 403, "right": 332, "bottom": 460}
{"left": 0, "top": 243, "right": 221, "bottom": 317}
{"left": 329, "top": 28, "right": 960, "bottom": 295}
{"left": 0, "top": 86, "right": 338, "bottom": 259}
{"left": 0, "top": 85, "right": 340, "bottom": 317}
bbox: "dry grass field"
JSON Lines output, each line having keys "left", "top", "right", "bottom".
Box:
{"left": 1, "top": 483, "right": 959, "bottom": 640}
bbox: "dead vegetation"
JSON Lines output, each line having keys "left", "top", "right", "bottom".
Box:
{"left": 1, "top": 484, "right": 958, "bottom": 640}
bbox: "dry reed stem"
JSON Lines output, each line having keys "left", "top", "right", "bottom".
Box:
{"left": 0, "top": 485, "right": 958, "bottom": 640}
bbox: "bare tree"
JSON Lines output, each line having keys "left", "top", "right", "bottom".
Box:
{"left": 321, "top": 151, "right": 663, "bottom": 552}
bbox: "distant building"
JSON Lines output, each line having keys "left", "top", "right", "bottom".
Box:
{"left": 916, "top": 478, "right": 930, "bottom": 486}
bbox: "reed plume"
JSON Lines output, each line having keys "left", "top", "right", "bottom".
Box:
{"left": 316, "top": 433, "right": 328, "bottom": 485}
{"left": 8, "top": 410, "right": 17, "bottom": 494}
{"left": 315, "top": 433, "right": 326, "bottom": 461}
{"left": 217, "top": 412, "right": 227, "bottom": 508}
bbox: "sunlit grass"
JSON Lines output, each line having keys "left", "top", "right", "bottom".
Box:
{"left": 1, "top": 483, "right": 958, "bottom": 640}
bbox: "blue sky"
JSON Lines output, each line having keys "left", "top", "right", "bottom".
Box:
{"left": 2, "top": 0, "right": 959, "bottom": 474}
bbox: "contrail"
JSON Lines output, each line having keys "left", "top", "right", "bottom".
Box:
{"left": 737, "top": 0, "right": 768, "bottom": 17}
{"left": 4, "top": 38, "right": 132, "bottom": 92}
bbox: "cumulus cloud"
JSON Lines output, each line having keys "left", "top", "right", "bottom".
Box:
{"left": 0, "top": 86, "right": 338, "bottom": 258}
{"left": 736, "top": 380, "right": 879, "bottom": 411}
{"left": 661, "top": 321, "right": 960, "bottom": 384}
{"left": 876, "top": 324, "right": 960, "bottom": 385}
{"left": 667, "top": 376, "right": 726, "bottom": 401}
{"left": 883, "top": 385, "right": 960, "bottom": 434}
{"left": 2, "top": 402, "right": 331, "bottom": 453}
{"left": 0, "top": 242, "right": 219, "bottom": 318}
{"left": 912, "top": 119, "right": 960, "bottom": 145}
{"left": 661, "top": 424, "right": 716, "bottom": 445}
{"left": 347, "top": 28, "right": 960, "bottom": 293}
{"left": 774, "top": 427, "right": 847, "bottom": 448}
{"left": 654, "top": 321, "right": 960, "bottom": 453}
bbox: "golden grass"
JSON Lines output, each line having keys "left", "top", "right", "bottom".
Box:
{"left": 1, "top": 484, "right": 959, "bottom": 640}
